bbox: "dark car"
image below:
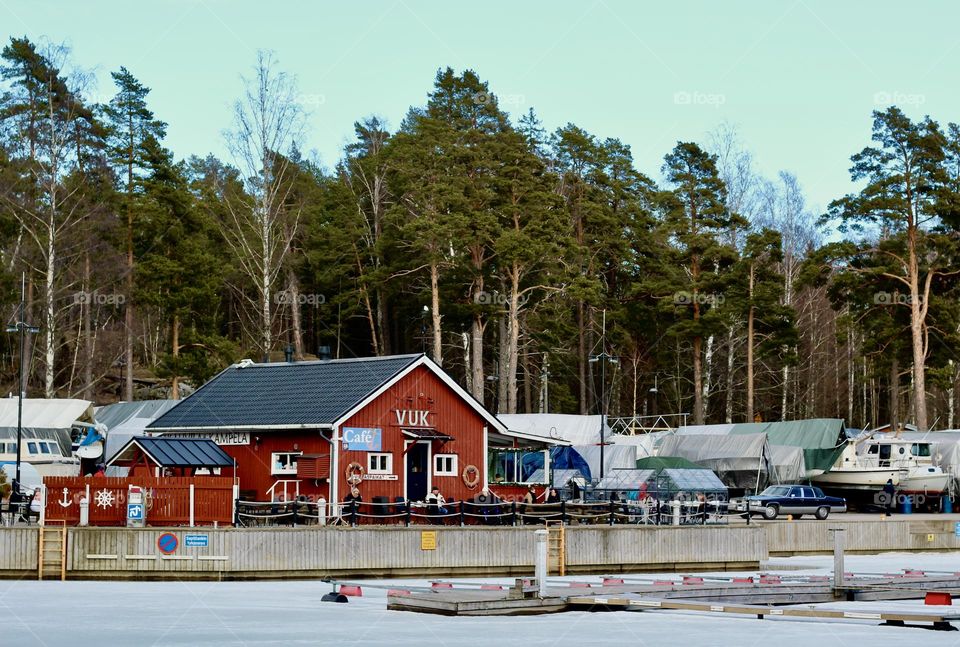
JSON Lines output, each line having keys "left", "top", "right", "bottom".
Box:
{"left": 736, "top": 485, "right": 847, "bottom": 520}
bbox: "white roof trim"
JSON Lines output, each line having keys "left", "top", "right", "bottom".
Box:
{"left": 489, "top": 428, "right": 569, "bottom": 447}
{"left": 332, "top": 355, "right": 508, "bottom": 433}
{"left": 106, "top": 438, "right": 160, "bottom": 467}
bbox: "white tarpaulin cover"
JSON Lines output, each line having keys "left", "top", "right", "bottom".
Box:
{"left": 769, "top": 444, "right": 807, "bottom": 484}
{"left": 497, "top": 414, "right": 611, "bottom": 445}
{"left": 98, "top": 400, "right": 179, "bottom": 463}
{"left": 607, "top": 432, "right": 662, "bottom": 459}
{"left": 572, "top": 443, "right": 637, "bottom": 479}
{"left": 0, "top": 398, "right": 94, "bottom": 453}
{"left": 0, "top": 398, "right": 93, "bottom": 429}
{"left": 657, "top": 433, "right": 771, "bottom": 489}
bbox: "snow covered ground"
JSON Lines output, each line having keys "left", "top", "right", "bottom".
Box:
{"left": 3, "top": 553, "right": 960, "bottom": 646}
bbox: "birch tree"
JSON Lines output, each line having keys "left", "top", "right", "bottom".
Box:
{"left": 222, "top": 51, "right": 305, "bottom": 359}
{"left": 0, "top": 39, "right": 96, "bottom": 396}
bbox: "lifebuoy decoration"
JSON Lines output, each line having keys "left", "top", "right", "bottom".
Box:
{"left": 462, "top": 464, "right": 480, "bottom": 489}
{"left": 346, "top": 462, "right": 365, "bottom": 486}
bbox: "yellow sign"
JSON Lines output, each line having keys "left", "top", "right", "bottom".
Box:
{"left": 928, "top": 534, "right": 936, "bottom": 542}
{"left": 421, "top": 531, "right": 437, "bottom": 551}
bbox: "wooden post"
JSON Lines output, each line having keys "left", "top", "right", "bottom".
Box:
{"left": 830, "top": 527, "right": 845, "bottom": 589}
{"left": 534, "top": 529, "right": 548, "bottom": 598}
{"left": 38, "top": 484, "right": 45, "bottom": 526}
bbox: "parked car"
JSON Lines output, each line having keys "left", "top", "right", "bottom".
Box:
{"left": 735, "top": 485, "right": 846, "bottom": 520}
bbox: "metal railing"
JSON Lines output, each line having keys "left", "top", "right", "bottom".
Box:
{"left": 607, "top": 414, "right": 689, "bottom": 435}
{"left": 233, "top": 496, "right": 737, "bottom": 528}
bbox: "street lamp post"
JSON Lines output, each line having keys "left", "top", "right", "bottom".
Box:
{"left": 589, "top": 311, "right": 618, "bottom": 480}
{"left": 5, "top": 273, "right": 39, "bottom": 492}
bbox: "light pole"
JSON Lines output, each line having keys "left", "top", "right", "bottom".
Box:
{"left": 5, "top": 273, "right": 39, "bottom": 492}
{"left": 589, "top": 311, "right": 618, "bottom": 480}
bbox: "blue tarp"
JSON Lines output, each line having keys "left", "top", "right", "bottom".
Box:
{"left": 522, "top": 446, "right": 592, "bottom": 482}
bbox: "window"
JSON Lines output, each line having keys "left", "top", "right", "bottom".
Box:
{"left": 39, "top": 442, "right": 51, "bottom": 454}
{"left": 368, "top": 453, "right": 393, "bottom": 474}
{"left": 434, "top": 453, "right": 458, "bottom": 476}
{"left": 271, "top": 452, "right": 302, "bottom": 475}
{"left": 489, "top": 449, "right": 549, "bottom": 484}
{"left": 912, "top": 443, "right": 932, "bottom": 457}
{"left": 27, "top": 442, "right": 37, "bottom": 454}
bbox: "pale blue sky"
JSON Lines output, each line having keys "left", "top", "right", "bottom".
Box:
{"left": 2, "top": 1, "right": 958, "bottom": 215}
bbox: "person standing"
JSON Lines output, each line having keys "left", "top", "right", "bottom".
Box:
{"left": 882, "top": 479, "right": 896, "bottom": 514}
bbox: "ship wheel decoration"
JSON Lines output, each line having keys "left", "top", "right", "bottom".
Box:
{"left": 94, "top": 489, "right": 116, "bottom": 509}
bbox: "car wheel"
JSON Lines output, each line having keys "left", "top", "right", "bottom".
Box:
{"left": 815, "top": 506, "right": 829, "bottom": 520}
{"left": 763, "top": 504, "right": 778, "bottom": 520}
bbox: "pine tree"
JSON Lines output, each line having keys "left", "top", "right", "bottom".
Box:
{"left": 102, "top": 66, "right": 167, "bottom": 401}
{"left": 661, "top": 142, "right": 745, "bottom": 424}
{"left": 827, "top": 107, "right": 954, "bottom": 430}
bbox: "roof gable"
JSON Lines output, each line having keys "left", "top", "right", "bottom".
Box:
{"left": 333, "top": 354, "right": 508, "bottom": 434}
{"left": 108, "top": 437, "right": 233, "bottom": 468}
{"left": 148, "top": 355, "right": 421, "bottom": 430}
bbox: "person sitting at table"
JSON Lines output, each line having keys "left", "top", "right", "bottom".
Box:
{"left": 474, "top": 488, "right": 502, "bottom": 525}
{"left": 425, "top": 487, "right": 448, "bottom": 517}
{"left": 546, "top": 488, "right": 561, "bottom": 503}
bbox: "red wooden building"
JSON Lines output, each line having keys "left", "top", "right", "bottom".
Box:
{"left": 148, "top": 354, "right": 553, "bottom": 504}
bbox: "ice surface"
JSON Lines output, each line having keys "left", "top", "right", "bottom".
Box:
{"left": 3, "top": 552, "right": 960, "bottom": 646}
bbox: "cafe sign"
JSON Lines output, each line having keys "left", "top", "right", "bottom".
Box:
{"left": 342, "top": 427, "right": 382, "bottom": 451}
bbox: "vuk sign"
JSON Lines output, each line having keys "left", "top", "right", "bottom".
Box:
{"left": 342, "top": 427, "right": 382, "bottom": 451}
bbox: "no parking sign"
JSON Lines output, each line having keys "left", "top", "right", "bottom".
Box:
{"left": 157, "top": 533, "right": 179, "bottom": 554}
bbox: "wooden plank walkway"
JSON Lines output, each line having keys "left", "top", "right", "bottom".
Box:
{"left": 565, "top": 594, "right": 960, "bottom": 630}
{"left": 386, "top": 572, "right": 960, "bottom": 629}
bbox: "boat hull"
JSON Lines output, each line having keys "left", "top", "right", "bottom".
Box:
{"left": 899, "top": 472, "right": 951, "bottom": 494}
{"left": 812, "top": 468, "right": 900, "bottom": 490}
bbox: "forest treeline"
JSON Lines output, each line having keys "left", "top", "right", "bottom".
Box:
{"left": 2, "top": 37, "right": 960, "bottom": 430}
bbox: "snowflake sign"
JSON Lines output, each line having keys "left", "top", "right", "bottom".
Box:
{"left": 94, "top": 489, "right": 116, "bottom": 509}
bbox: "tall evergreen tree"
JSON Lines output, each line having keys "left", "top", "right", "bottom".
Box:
{"left": 661, "top": 142, "right": 744, "bottom": 424}
{"left": 826, "top": 107, "right": 954, "bottom": 430}
{"left": 102, "top": 66, "right": 166, "bottom": 401}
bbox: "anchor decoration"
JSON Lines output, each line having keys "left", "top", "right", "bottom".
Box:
{"left": 58, "top": 487, "right": 72, "bottom": 508}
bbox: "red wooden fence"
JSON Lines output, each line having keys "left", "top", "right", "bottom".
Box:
{"left": 43, "top": 476, "right": 234, "bottom": 526}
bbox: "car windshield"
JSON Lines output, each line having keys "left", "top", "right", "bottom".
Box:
{"left": 760, "top": 486, "right": 790, "bottom": 496}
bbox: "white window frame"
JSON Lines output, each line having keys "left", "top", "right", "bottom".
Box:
{"left": 271, "top": 451, "right": 302, "bottom": 475}
{"left": 434, "top": 453, "right": 458, "bottom": 477}
{"left": 368, "top": 452, "right": 393, "bottom": 474}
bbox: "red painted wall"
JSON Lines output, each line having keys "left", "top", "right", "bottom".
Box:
{"left": 219, "top": 430, "right": 331, "bottom": 502}
{"left": 335, "top": 365, "right": 488, "bottom": 505}
{"left": 196, "top": 364, "right": 491, "bottom": 504}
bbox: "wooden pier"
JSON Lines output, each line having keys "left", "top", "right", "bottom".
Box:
{"left": 385, "top": 571, "right": 960, "bottom": 630}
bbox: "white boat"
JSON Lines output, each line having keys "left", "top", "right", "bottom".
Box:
{"left": 0, "top": 436, "right": 80, "bottom": 477}
{"left": 0, "top": 399, "right": 105, "bottom": 478}
{"left": 813, "top": 436, "right": 951, "bottom": 494}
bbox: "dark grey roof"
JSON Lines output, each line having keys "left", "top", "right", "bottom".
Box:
{"left": 148, "top": 355, "right": 422, "bottom": 430}
{"left": 108, "top": 437, "right": 234, "bottom": 468}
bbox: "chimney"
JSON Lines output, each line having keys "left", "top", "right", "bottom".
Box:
{"left": 317, "top": 345, "right": 332, "bottom": 361}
